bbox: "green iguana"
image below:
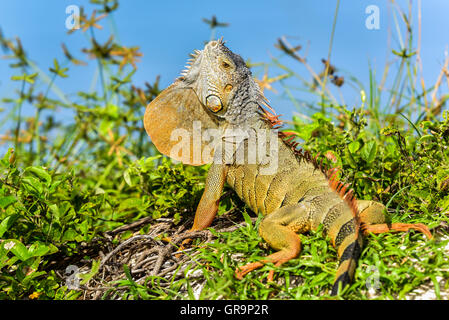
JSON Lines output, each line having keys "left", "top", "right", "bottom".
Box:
{"left": 143, "top": 39, "right": 432, "bottom": 295}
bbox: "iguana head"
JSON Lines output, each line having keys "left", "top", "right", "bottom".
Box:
{"left": 178, "top": 38, "right": 264, "bottom": 125}
{"left": 144, "top": 39, "right": 267, "bottom": 165}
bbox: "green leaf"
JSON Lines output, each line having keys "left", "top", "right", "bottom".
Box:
{"left": 61, "top": 228, "right": 79, "bottom": 242}
{"left": 361, "top": 141, "right": 377, "bottom": 163}
{"left": 0, "top": 195, "right": 17, "bottom": 209}
{"left": 78, "top": 219, "right": 89, "bottom": 240}
{"left": 242, "top": 210, "right": 253, "bottom": 227}
{"left": 11, "top": 72, "right": 38, "bottom": 84}
{"left": 25, "top": 166, "right": 52, "bottom": 185}
{"left": 123, "top": 168, "right": 133, "bottom": 187}
{"left": 49, "top": 179, "right": 64, "bottom": 193}
{"left": 344, "top": 148, "right": 357, "bottom": 169}
{"left": 118, "top": 197, "right": 143, "bottom": 211}
{"left": 123, "top": 264, "right": 133, "bottom": 281}
{"left": 99, "top": 119, "right": 114, "bottom": 136}
{"left": 419, "top": 134, "right": 437, "bottom": 143}
{"left": 430, "top": 275, "right": 441, "bottom": 300}
{"left": 105, "top": 104, "right": 119, "bottom": 118}
{"left": 21, "top": 176, "right": 44, "bottom": 195}
{"left": 0, "top": 213, "right": 19, "bottom": 238}
{"left": 28, "top": 241, "right": 58, "bottom": 257}
{"left": 3, "top": 239, "right": 31, "bottom": 261}
{"left": 49, "top": 204, "right": 60, "bottom": 224}
{"left": 1, "top": 147, "right": 15, "bottom": 167}
{"left": 80, "top": 259, "right": 101, "bottom": 285}
{"left": 348, "top": 141, "right": 361, "bottom": 154}
{"left": 49, "top": 58, "right": 69, "bottom": 78}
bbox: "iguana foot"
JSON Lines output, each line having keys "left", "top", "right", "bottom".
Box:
{"left": 177, "top": 238, "right": 193, "bottom": 252}
{"left": 357, "top": 200, "right": 433, "bottom": 239}
{"left": 161, "top": 236, "right": 172, "bottom": 243}
{"left": 235, "top": 249, "right": 299, "bottom": 282}
{"left": 235, "top": 204, "right": 305, "bottom": 282}
{"left": 162, "top": 236, "right": 193, "bottom": 259}
{"left": 361, "top": 222, "right": 432, "bottom": 239}
{"left": 235, "top": 261, "right": 264, "bottom": 280}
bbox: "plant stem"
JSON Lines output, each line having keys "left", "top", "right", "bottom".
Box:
{"left": 14, "top": 79, "right": 26, "bottom": 154}
{"left": 320, "top": 0, "right": 340, "bottom": 112}
{"left": 89, "top": 27, "right": 108, "bottom": 103}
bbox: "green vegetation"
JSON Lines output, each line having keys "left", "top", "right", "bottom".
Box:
{"left": 0, "top": 1, "right": 448, "bottom": 299}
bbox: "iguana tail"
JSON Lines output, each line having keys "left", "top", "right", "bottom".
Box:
{"left": 330, "top": 222, "right": 363, "bottom": 295}
{"left": 327, "top": 170, "right": 363, "bottom": 296}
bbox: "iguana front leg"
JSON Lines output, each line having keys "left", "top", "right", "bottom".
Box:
{"left": 357, "top": 200, "right": 432, "bottom": 239}
{"left": 173, "top": 164, "right": 228, "bottom": 251}
{"left": 182, "top": 163, "right": 229, "bottom": 245}
{"left": 169, "top": 164, "right": 228, "bottom": 252}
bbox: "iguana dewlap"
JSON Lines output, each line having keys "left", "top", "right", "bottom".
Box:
{"left": 144, "top": 39, "right": 432, "bottom": 296}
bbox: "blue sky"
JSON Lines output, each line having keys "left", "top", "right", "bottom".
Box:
{"left": 1, "top": 0, "right": 449, "bottom": 124}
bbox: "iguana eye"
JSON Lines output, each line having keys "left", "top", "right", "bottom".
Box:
{"left": 219, "top": 58, "right": 233, "bottom": 71}
{"left": 221, "top": 61, "right": 230, "bottom": 69}
{"left": 206, "top": 94, "right": 223, "bottom": 113}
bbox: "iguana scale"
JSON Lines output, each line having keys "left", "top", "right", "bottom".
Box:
{"left": 143, "top": 39, "right": 432, "bottom": 295}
